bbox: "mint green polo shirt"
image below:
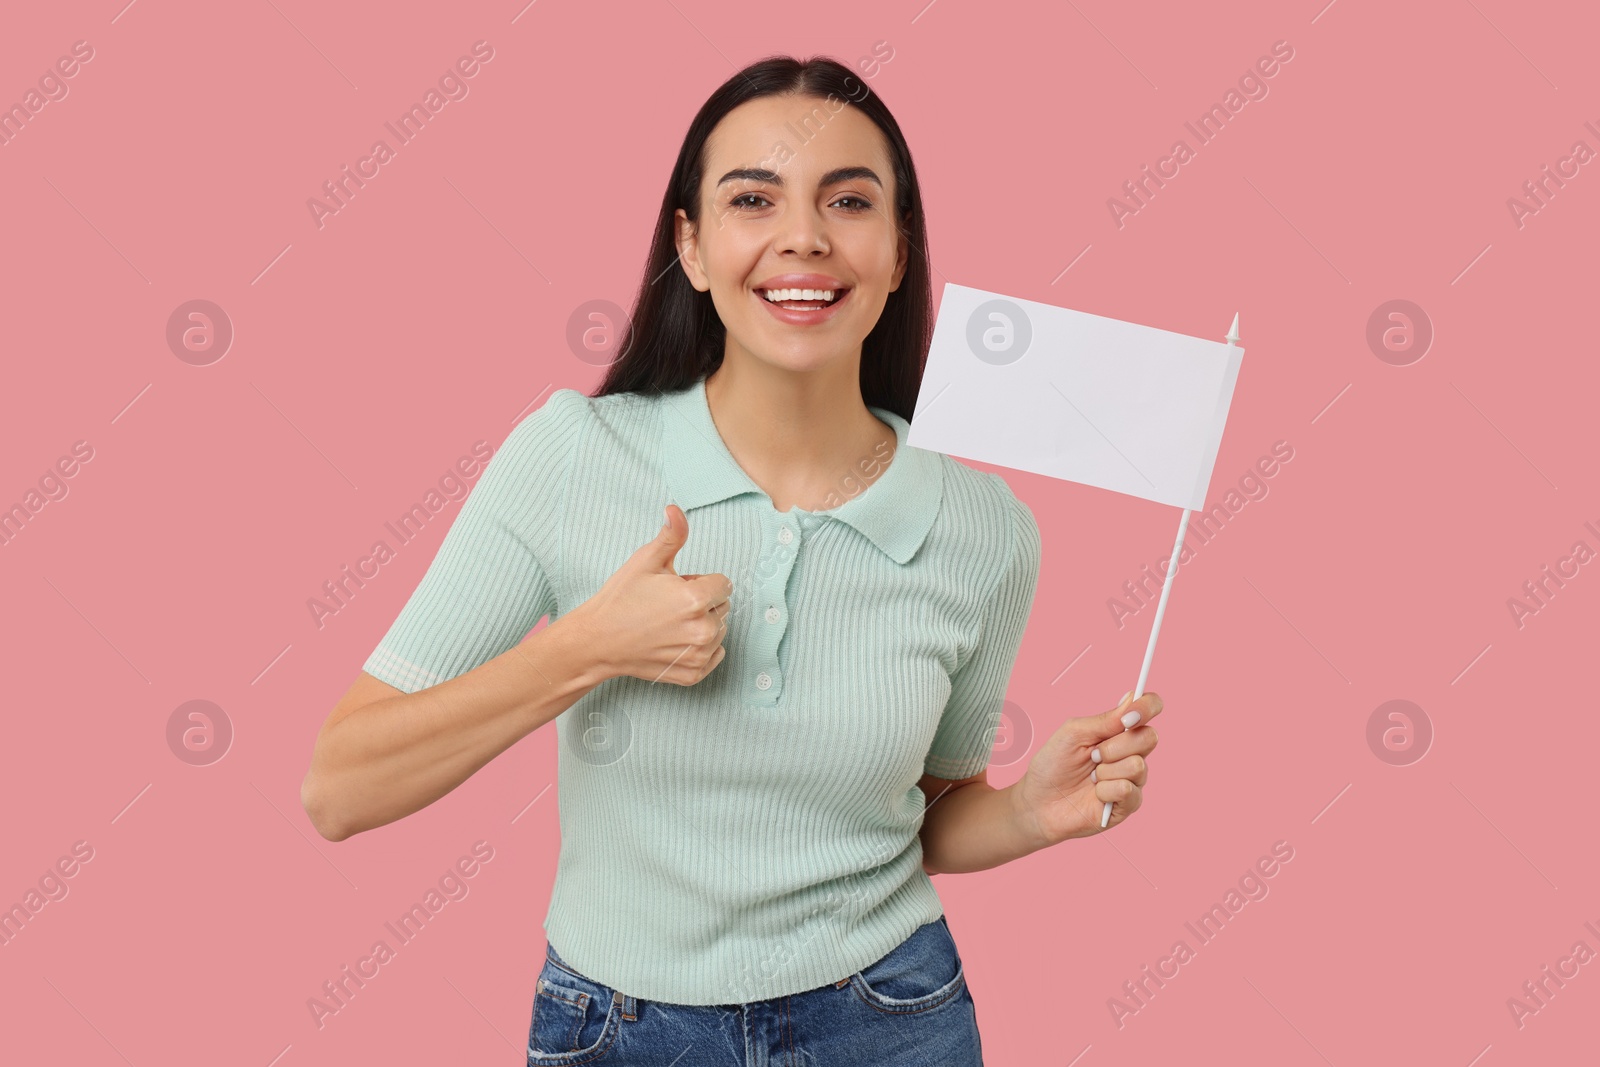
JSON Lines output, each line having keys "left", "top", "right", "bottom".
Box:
{"left": 362, "top": 373, "right": 1041, "bottom": 1005}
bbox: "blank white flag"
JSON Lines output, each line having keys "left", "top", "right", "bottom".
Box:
{"left": 906, "top": 284, "right": 1245, "bottom": 512}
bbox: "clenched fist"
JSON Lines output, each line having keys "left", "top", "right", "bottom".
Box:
{"left": 563, "top": 504, "right": 733, "bottom": 686}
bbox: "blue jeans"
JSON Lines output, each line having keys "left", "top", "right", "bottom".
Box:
{"left": 526, "top": 915, "right": 982, "bottom": 1065}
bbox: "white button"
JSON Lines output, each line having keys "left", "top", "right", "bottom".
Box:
{"left": 755, "top": 671, "right": 772, "bottom": 690}
{"left": 764, "top": 606, "right": 780, "bottom": 623}
{"left": 778, "top": 527, "right": 794, "bottom": 545}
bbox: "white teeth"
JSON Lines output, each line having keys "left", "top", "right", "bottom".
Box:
{"left": 761, "top": 288, "right": 837, "bottom": 303}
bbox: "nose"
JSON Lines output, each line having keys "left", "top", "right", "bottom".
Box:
{"left": 773, "top": 200, "right": 829, "bottom": 257}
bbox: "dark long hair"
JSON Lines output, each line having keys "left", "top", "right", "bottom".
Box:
{"left": 590, "top": 55, "right": 932, "bottom": 423}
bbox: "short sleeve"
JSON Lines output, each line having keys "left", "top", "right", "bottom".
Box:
{"left": 362, "top": 388, "right": 589, "bottom": 694}
{"left": 923, "top": 482, "right": 1041, "bottom": 779}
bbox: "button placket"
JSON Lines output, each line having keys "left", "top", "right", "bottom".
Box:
{"left": 747, "top": 510, "right": 802, "bottom": 705}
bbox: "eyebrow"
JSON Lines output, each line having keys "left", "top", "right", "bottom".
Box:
{"left": 715, "top": 165, "right": 883, "bottom": 190}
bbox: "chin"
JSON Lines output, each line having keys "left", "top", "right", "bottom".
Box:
{"left": 735, "top": 342, "right": 859, "bottom": 377}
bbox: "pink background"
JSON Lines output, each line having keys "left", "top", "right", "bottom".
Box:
{"left": 2, "top": 1, "right": 1595, "bottom": 1064}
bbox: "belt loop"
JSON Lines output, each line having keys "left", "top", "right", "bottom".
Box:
{"left": 618, "top": 990, "right": 637, "bottom": 1021}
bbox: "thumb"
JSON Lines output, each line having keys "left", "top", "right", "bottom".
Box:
{"left": 634, "top": 504, "right": 688, "bottom": 573}
{"left": 1093, "top": 690, "right": 1139, "bottom": 738}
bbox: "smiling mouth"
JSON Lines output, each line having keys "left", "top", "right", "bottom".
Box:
{"left": 756, "top": 287, "right": 848, "bottom": 310}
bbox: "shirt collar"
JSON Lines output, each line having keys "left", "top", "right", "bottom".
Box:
{"left": 658, "top": 374, "right": 943, "bottom": 565}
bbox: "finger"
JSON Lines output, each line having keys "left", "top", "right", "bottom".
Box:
{"left": 1091, "top": 753, "right": 1148, "bottom": 788}
{"left": 1088, "top": 691, "right": 1163, "bottom": 745}
{"left": 667, "top": 640, "right": 724, "bottom": 685}
{"left": 1096, "top": 778, "right": 1140, "bottom": 811}
{"left": 1086, "top": 690, "right": 1138, "bottom": 743}
{"left": 682, "top": 575, "right": 734, "bottom": 640}
{"left": 1120, "top": 691, "right": 1163, "bottom": 729}
{"left": 1088, "top": 724, "right": 1158, "bottom": 766}
{"left": 683, "top": 644, "right": 727, "bottom": 685}
{"left": 683, "top": 572, "right": 734, "bottom": 610}
{"left": 635, "top": 505, "right": 689, "bottom": 574}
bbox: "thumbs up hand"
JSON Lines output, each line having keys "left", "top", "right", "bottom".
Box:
{"left": 564, "top": 505, "right": 734, "bottom": 687}
{"left": 1009, "top": 691, "right": 1163, "bottom": 846}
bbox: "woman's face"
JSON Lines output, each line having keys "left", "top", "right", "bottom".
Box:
{"left": 676, "top": 93, "right": 909, "bottom": 376}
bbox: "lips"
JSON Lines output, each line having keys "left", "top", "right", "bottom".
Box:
{"left": 753, "top": 285, "right": 853, "bottom": 326}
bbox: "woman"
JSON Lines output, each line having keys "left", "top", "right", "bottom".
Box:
{"left": 301, "top": 54, "right": 1162, "bottom": 1065}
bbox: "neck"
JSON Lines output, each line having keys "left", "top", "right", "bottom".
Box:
{"left": 702, "top": 356, "right": 895, "bottom": 512}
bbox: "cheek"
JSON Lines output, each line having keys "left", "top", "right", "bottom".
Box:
{"left": 842, "top": 234, "right": 900, "bottom": 285}
{"left": 702, "top": 238, "right": 764, "bottom": 293}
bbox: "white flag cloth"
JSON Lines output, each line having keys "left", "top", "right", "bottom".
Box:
{"left": 906, "top": 284, "right": 1244, "bottom": 511}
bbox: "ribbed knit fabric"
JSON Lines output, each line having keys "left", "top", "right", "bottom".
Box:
{"left": 362, "top": 374, "right": 1041, "bottom": 1005}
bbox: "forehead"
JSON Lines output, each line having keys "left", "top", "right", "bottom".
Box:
{"left": 703, "top": 94, "right": 891, "bottom": 182}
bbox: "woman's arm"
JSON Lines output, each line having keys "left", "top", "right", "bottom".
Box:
{"left": 301, "top": 613, "right": 605, "bottom": 842}
{"left": 301, "top": 506, "right": 734, "bottom": 843}
{"left": 918, "top": 692, "right": 1164, "bottom": 873}
{"left": 917, "top": 770, "right": 1048, "bottom": 876}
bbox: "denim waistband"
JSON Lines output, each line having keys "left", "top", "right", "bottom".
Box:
{"left": 543, "top": 913, "right": 954, "bottom": 1011}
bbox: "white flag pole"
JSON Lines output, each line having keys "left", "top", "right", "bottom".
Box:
{"left": 1101, "top": 312, "right": 1240, "bottom": 829}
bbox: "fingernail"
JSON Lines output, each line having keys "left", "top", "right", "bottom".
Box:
{"left": 1090, "top": 747, "right": 1101, "bottom": 763}
{"left": 1090, "top": 767, "right": 1098, "bottom": 783}
{"left": 1121, "top": 709, "right": 1141, "bottom": 729}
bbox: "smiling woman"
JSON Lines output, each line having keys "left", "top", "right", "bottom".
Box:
{"left": 299, "top": 52, "right": 1162, "bottom": 1067}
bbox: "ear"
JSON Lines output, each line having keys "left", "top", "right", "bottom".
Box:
{"left": 887, "top": 210, "right": 911, "bottom": 293}
{"left": 674, "top": 208, "right": 710, "bottom": 292}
